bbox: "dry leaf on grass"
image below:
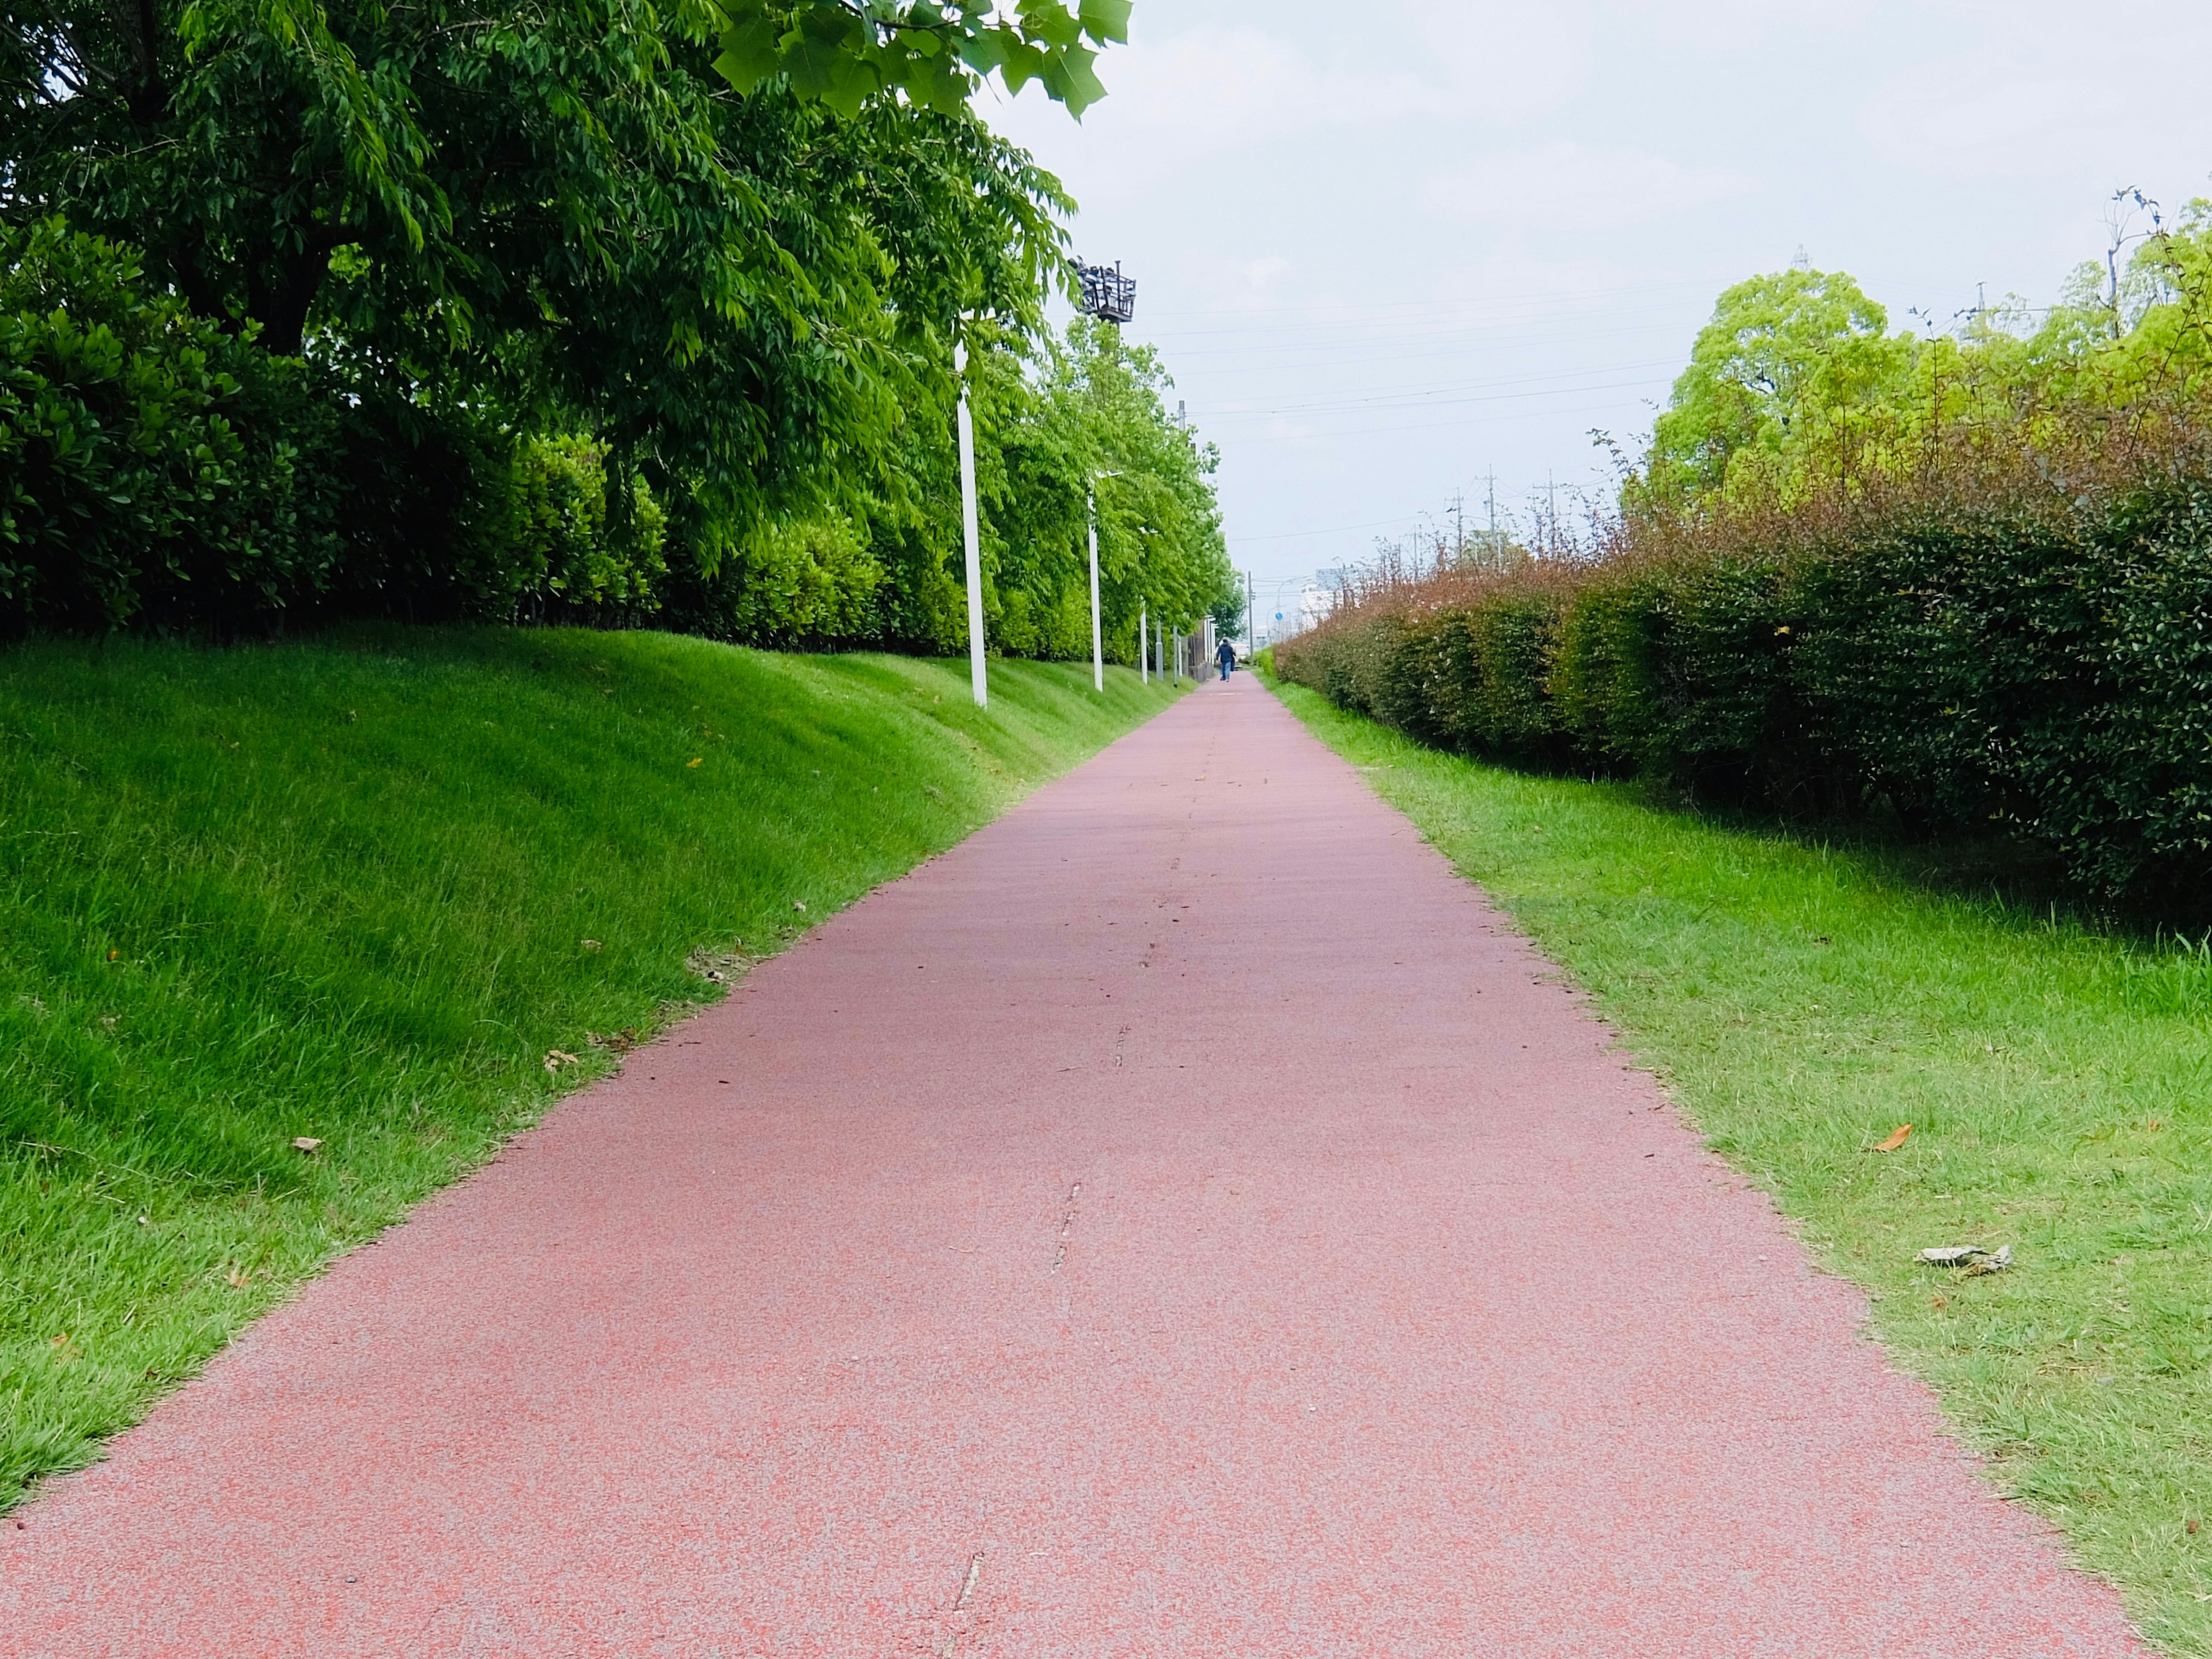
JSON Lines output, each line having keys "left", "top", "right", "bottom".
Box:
{"left": 291, "top": 1136, "right": 323, "bottom": 1153}
{"left": 543, "top": 1050, "right": 581, "bottom": 1075}
{"left": 1868, "top": 1123, "right": 1912, "bottom": 1153}
{"left": 1918, "top": 1244, "right": 2012, "bottom": 1273}
{"left": 589, "top": 1028, "right": 638, "bottom": 1054}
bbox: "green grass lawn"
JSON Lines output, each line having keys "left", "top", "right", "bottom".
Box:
{"left": 1, "top": 626, "right": 1180, "bottom": 1505}
{"left": 1272, "top": 676, "right": 2212, "bottom": 1657}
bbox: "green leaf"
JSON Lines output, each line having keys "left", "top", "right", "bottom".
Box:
{"left": 907, "top": 51, "right": 972, "bottom": 114}
{"left": 956, "top": 23, "right": 1010, "bottom": 75}
{"left": 1077, "top": 0, "right": 1131, "bottom": 44}
{"left": 713, "top": 8, "right": 785, "bottom": 93}
{"left": 1040, "top": 41, "right": 1105, "bottom": 115}
{"left": 1017, "top": 0, "right": 1084, "bottom": 51}
{"left": 995, "top": 38, "right": 1046, "bottom": 94}
{"left": 782, "top": 7, "right": 877, "bottom": 113}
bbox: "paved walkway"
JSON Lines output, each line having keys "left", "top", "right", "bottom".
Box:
{"left": 5, "top": 675, "right": 2147, "bottom": 1657}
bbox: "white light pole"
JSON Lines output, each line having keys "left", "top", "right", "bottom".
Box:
{"left": 1139, "top": 601, "right": 1147, "bottom": 684}
{"left": 1088, "top": 495, "right": 1103, "bottom": 692}
{"left": 955, "top": 339, "right": 986, "bottom": 709}
{"left": 1088, "top": 471, "right": 1122, "bottom": 694}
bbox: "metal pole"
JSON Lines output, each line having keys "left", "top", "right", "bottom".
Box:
{"left": 1088, "top": 486, "right": 1103, "bottom": 693}
{"left": 955, "top": 340, "right": 986, "bottom": 709}
{"left": 1139, "top": 602, "right": 1147, "bottom": 684}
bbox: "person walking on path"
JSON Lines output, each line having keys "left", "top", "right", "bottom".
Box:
{"left": 1215, "top": 634, "right": 1236, "bottom": 679}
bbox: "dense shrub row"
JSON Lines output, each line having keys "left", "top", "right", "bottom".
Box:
{"left": 0, "top": 222, "right": 675, "bottom": 637}
{"left": 1277, "top": 476, "right": 2212, "bottom": 912}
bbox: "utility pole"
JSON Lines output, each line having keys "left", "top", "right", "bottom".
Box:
{"left": 1087, "top": 485, "right": 1103, "bottom": 694}
{"left": 955, "top": 339, "right": 986, "bottom": 709}
{"left": 1139, "top": 601, "right": 1148, "bottom": 684}
{"left": 1247, "top": 569, "right": 1256, "bottom": 657}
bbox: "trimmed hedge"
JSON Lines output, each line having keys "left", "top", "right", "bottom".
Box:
{"left": 1277, "top": 478, "right": 2212, "bottom": 912}
{"left": 0, "top": 219, "right": 344, "bottom": 633}
{"left": 0, "top": 221, "right": 672, "bottom": 637}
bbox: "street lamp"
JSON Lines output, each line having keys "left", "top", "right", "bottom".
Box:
{"left": 1071, "top": 259, "right": 1136, "bottom": 324}
{"left": 954, "top": 337, "right": 986, "bottom": 709}
{"left": 1072, "top": 264, "right": 1133, "bottom": 693}
{"left": 1089, "top": 471, "right": 1121, "bottom": 693}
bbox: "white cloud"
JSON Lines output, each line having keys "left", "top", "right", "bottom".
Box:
{"left": 1858, "top": 55, "right": 2126, "bottom": 180}
{"left": 1857, "top": 28, "right": 2212, "bottom": 185}
{"left": 1099, "top": 24, "right": 1452, "bottom": 147}
{"left": 1419, "top": 142, "right": 1759, "bottom": 229}
{"left": 1018, "top": 8, "right": 1596, "bottom": 156}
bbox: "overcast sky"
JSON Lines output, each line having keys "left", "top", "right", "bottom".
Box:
{"left": 987, "top": 0, "right": 2212, "bottom": 632}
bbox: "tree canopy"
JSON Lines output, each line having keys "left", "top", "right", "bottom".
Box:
{"left": 1, "top": 0, "right": 1243, "bottom": 651}
{"left": 1642, "top": 268, "right": 1911, "bottom": 505}
{"left": 1633, "top": 205, "right": 2212, "bottom": 514}
{"left": 711, "top": 0, "right": 1131, "bottom": 119}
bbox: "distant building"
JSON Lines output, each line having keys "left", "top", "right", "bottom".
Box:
{"left": 1298, "top": 583, "right": 1337, "bottom": 632}
{"left": 1253, "top": 579, "right": 1340, "bottom": 650}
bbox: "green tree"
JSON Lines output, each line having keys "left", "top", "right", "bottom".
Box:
{"left": 710, "top": 0, "right": 1132, "bottom": 119}
{"left": 1641, "top": 268, "right": 1914, "bottom": 507}
{"left": 2, "top": 0, "right": 1086, "bottom": 542}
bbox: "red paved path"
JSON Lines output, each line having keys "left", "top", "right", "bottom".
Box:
{"left": 5, "top": 675, "right": 2149, "bottom": 1657}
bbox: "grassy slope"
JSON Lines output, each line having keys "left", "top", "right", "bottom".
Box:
{"left": 1, "top": 626, "right": 1180, "bottom": 1503}
{"left": 1272, "top": 676, "right": 2212, "bottom": 1657}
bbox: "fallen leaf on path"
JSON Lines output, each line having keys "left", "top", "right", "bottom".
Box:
{"left": 291, "top": 1136, "right": 323, "bottom": 1153}
{"left": 1869, "top": 1124, "right": 1912, "bottom": 1153}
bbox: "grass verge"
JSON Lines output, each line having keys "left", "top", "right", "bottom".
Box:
{"left": 1271, "top": 675, "right": 2212, "bottom": 1657}
{"left": 2, "top": 626, "right": 1180, "bottom": 1504}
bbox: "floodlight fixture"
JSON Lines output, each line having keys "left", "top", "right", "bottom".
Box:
{"left": 1073, "top": 259, "right": 1137, "bottom": 324}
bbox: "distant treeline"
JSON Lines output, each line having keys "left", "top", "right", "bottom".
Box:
{"left": 0, "top": 0, "right": 1234, "bottom": 654}
{"left": 1278, "top": 200, "right": 2212, "bottom": 914}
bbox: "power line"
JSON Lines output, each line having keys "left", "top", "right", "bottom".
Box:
{"left": 1228, "top": 513, "right": 1425, "bottom": 545}
{"left": 1140, "top": 276, "right": 1717, "bottom": 325}
{"left": 1203, "top": 369, "right": 1675, "bottom": 422}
